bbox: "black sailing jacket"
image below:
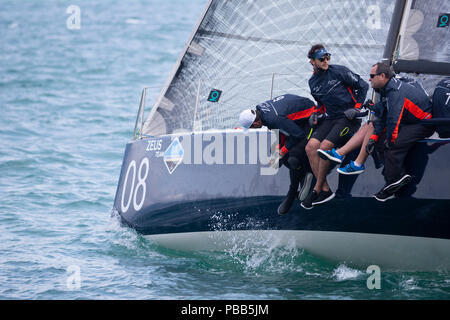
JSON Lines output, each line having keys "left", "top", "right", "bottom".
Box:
{"left": 308, "top": 64, "right": 369, "bottom": 119}
{"left": 432, "top": 77, "right": 450, "bottom": 138}
{"left": 256, "top": 94, "right": 318, "bottom": 154}
{"left": 371, "top": 77, "right": 432, "bottom": 143}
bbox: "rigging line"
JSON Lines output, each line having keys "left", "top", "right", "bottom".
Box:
{"left": 162, "top": 73, "right": 313, "bottom": 86}
{"left": 182, "top": 73, "right": 311, "bottom": 82}
{"left": 196, "top": 30, "right": 385, "bottom": 49}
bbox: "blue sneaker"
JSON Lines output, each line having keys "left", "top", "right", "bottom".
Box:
{"left": 337, "top": 161, "right": 365, "bottom": 175}
{"left": 317, "top": 148, "right": 343, "bottom": 164}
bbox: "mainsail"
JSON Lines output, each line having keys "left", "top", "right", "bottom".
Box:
{"left": 390, "top": 0, "right": 449, "bottom": 76}
{"left": 143, "top": 0, "right": 399, "bottom": 136}
{"left": 379, "top": 0, "right": 450, "bottom": 98}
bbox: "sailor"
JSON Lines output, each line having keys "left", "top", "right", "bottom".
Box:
{"left": 362, "top": 62, "right": 433, "bottom": 201}
{"left": 319, "top": 73, "right": 433, "bottom": 177}
{"left": 301, "top": 44, "right": 369, "bottom": 210}
{"left": 239, "top": 94, "right": 321, "bottom": 215}
{"left": 317, "top": 104, "right": 376, "bottom": 176}
{"left": 431, "top": 77, "right": 450, "bottom": 138}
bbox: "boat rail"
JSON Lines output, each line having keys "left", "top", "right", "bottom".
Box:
{"left": 132, "top": 75, "right": 450, "bottom": 140}
{"left": 132, "top": 73, "right": 314, "bottom": 140}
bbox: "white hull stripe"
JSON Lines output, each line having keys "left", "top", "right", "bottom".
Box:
{"left": 146, "top": 230, "right": 450, "bottom": 271}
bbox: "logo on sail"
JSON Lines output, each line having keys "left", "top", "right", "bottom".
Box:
{"left": 163, "top": 137, "right": 184, "bottom": 174}
{"left": 207, "top": 89, "right": 222, "bottom": 102}
{"left": 437, "top": 14, "right": 449, "bottom": 28}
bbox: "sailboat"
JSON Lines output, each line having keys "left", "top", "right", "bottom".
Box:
{"left": 113, "top": 0, "right": 450, "bottom": 271}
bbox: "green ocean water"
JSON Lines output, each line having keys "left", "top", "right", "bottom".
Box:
{"left": 0, "top": 0, "right": 449, "bottom": 300}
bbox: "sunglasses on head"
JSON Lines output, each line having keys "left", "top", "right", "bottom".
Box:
{"left": 318, "top": 55, "right": 330, "bottom": 62}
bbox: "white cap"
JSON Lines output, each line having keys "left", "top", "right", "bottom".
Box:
{"left": 239, "top": 109, "right": 256, "bottom": 132}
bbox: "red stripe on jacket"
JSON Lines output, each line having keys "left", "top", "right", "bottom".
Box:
{"left": 286, "top": 106, "right": 317, "bottom": 121}
{"left": 346, "top": 86, "right": 361, "bottom": 109}
{"left": 276, "top": 133, "right": 287, "bottom": 152}
{"left": 404, "top": 98, "right": 432, "bottom": 120}
{"left": 391, "top": 105, "right": 405, "bottom": 143}
{"left": 370, "top": 128, "right": 386, "bottom": 142}
{"left": 392, "top": 98, "right": 432, "bottom": 142}
{"left": 315, "top": 105, "right": 326, "bottom": 113}
{"left": 346, "top": 86, "right": 357, "bottom": 103}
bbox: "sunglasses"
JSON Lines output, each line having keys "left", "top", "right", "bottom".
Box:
{"left": 370, "top": 73, "right": 382, "bottom": 78}
{"left": 318, "top": 55, "right": 330, "bottom": 62}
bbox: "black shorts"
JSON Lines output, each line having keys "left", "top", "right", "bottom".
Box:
{"left": 311, "top": 117, "right": 361, "bottom": 147}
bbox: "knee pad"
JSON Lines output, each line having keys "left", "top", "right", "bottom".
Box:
{"left": 287, "top": 156, "right": 301, "bottom": 170}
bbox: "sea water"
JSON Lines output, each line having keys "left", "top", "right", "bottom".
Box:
{"left": 0, "top": 0, "right": 449, "bottom": 300}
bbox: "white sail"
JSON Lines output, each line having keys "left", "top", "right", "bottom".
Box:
{"left": 387, "top": 0, "right": 450, "bottom": 95}
{"left": 394, "top": 0, "right": 449, "bottom": 74}
{"left": 143, "top": 0, "right": 396, "bottom": 136}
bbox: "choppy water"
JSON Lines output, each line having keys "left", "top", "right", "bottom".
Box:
{"left": 0, "top": 0, "right": 449, "bottom": 300}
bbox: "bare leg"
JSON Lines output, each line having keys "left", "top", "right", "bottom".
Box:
{"left": 355, "top": 123, "right": 374, "bottom": 164}
{"left": 335, "top": 123, "right": 369, "bottom": 156}
{"left": 315, "top": 139, "right": 334, "bottom": 192}
{"left": 305, "top": 138, "right": 321, "bottom": 189}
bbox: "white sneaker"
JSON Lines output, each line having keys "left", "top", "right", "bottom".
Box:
{"left": 383, "top": 174, "right": 412, "bottom": 193}
{"left": 298, "top": 172, "right": 314, "bottom": 202}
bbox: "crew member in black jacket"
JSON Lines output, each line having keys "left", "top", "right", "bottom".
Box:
{"left": 301, "top": 44, "right": 369, "bottom": 210}
{"left": 432, "top": 76, "right": 450, "bottom": 138}
{"left": 239, "top": 94, "right": 322, "bottom": 215}
{"left": 368, "top": 62, "right": 434, "bottom": 201}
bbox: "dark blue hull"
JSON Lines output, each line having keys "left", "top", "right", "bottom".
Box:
{"left": 114, "top": 131, "right": 450, "bottom": 238}
{"left": 120, "top": 195, "right": 450, "bottom": 240}
{"left": 113, "top": 131, "right": 450, "bottom": 269}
